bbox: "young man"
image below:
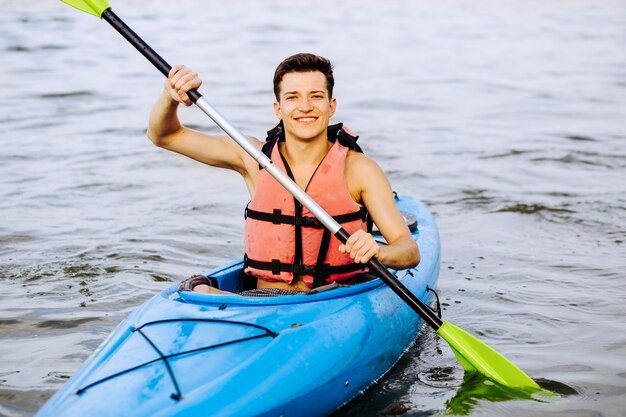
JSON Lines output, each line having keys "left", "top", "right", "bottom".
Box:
{"left": 147, "top": 53, "right": 419, "bottom": 295}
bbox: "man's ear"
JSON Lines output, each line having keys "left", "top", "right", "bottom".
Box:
{"left": 329, "top": 97, "right": 337, "bottom": 117}
{"left": 273, "top": 101, "right": 281, "bottom": 119}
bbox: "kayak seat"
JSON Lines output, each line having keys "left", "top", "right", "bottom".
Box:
{"left": 181, "top": 264, "right": 378, "bottom": 296}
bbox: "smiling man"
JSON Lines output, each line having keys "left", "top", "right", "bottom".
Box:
{"left": 147, "top": 53, "right": 419, "bottom": 295}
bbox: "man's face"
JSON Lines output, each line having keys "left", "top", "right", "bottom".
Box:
{"left": 274, "top": 71, "right": 336, "bottom": 142}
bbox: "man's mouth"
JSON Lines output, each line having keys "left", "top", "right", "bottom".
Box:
{"left": 294, "top": 117, "right": 317, "bottom": 123}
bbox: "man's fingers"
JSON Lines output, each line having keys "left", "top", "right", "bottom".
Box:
{"left": 169, "top": 65, "right": 187, "bottom": 86}
{"left": 340, "top": 231, "right": 378, "bottom": 264}
{"left": 353, "top": 241, "right": 376, "bottom": 263}
{"left": 355, "top": 245, "right": 378, "bottom": 264}
{"left": 165, "top": 65, "right": 202, "bottom": 106}
{"left": 168, "top": 65, "right": 183, "bottom": 79}
{"left": 178, "top": 77, "right": 201, "bottom": 95}
{"left": 179, "top": 91, "right": 191, "bottom": 106}
{"left": 342, "top": 232, "right": 362, "bottom": 254}
{"left": 169, "top": 66, "right": 201, "bottom": 90}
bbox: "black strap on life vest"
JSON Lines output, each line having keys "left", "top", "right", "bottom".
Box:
{"left": 279, "top": 153, "right": 305, "bottom": 273}
{"left": 244, "top": 205, "right": 368, "bottom": 229}
{"left": 243, "top": 255, "right": 366, "bottom": 278}
{"left": 245, "top": 122, "right": 370, "bottom": 288}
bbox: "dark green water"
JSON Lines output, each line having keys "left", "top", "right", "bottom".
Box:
{"left": 1, "top": 0, "right": 625, "bottom": 416}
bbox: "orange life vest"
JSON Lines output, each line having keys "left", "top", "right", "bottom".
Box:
{"left": 243, "top": 123, "right": 370, "bottom": 288}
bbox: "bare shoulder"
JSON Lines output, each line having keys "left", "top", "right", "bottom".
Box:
{"left": 236, "top": 134, "right": 263, "bottom": 171}
{"left": 346, "top": 150, "right": 414, "bottom": 258}
{"left": 345, "top": 150, "right": 391, "bottom": 203}
{"left": 345, "top": 150, "right": 385, "bottom": 176}
{"left": 236, "top": 135, "right": 266, "bottom": 195}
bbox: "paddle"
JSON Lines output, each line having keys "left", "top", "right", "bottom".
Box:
{"left": 60, "top": 0, "right": 545, "bottom": 395}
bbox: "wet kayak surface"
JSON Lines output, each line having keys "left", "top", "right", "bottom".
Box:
{"left": 1, "top": 0, "right": 625, "bottom": 416}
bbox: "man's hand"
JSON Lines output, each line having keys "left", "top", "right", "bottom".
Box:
{"left": 338, "top": 229, "right": 379, "bottom": 264}
{"left": 165, "top": 65, "right": 202, "bottom": 106}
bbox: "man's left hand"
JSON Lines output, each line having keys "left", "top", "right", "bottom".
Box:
{"left": 338, "top": 229, "right": 379, "bottom": 264}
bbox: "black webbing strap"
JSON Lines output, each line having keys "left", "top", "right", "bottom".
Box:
{"left": 244, "top": 205, "right": 367, "bottom": 228}
{"left": 244, "top": 256, "right": 313, "bottom": 276}
{"left": 278, "top": 153, "right": 305, "bottom": 276}
{"left": 260, "top": 138, "right": 277, "bottom": 166}
{"left": 328, "top": 123, "right": 363, "bottom": 153}
{"left": 244, "top": 255, "right": 366, "bottom": 278}
{"left": 366, "top": 210, "right": 374, "bottom": 233}
{"left": 312, "top": 228, "right": 333, "bottom": 288}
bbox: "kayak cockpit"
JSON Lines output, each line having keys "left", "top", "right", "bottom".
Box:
{"left": 172, "top": 260, "right": 397, "bottom": 307}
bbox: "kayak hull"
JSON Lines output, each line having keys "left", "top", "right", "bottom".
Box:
{"left": 36, "top": 195, "right": 440, "bottom": 417}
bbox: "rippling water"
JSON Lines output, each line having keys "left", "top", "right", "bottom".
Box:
{"left": 1, "top": 0, "right": 625, "bottom": 416}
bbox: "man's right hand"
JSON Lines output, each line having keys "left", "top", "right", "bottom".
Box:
{"left": 165, "top": 65, "right": 202, "bottom": 106}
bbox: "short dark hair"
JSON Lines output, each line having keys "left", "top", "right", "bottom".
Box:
{"left": 273, "top": 53, "right": 334, "bottom": 100}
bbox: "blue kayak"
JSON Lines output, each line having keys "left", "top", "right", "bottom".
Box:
{"left": 36, "top": 195, "right": 440, "bottom": 417}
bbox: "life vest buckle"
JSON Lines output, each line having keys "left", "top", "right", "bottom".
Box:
{"left": 271, "top": 259, "right": 281, "bottom": 275}
{"left": 272, "top": 209, "right": 282, "bottom": 224}
{"left": 293, "top": 264, "right": 315, "bottom": 276}
{"left": 320, "top": 263, "right": 331, "bottom": 278}
{"left": 300, "top": 217, "right": 322, "bottom": 228}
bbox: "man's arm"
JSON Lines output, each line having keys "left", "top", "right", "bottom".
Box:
{"left": 146, "top": 65, "right": 260, "bottom": 176}
{"left": 340, "top": 152, "right": 420, "bottom": 269}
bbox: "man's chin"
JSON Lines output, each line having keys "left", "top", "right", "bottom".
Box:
{"left": 286, "top": 125, "right": 327, "bottom": 141}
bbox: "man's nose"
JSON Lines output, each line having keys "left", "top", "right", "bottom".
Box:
{"left": 298, "top": 98, "right": 313, "bottom": 111}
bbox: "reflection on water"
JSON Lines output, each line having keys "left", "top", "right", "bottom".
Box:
{"left": 445, "top": 374, "right": 531, "bottom": 416}
{"left": 1, "top": 0, "right": 626, "bottom": 416}
{"left": 443, "top": 373, "right": 576, "bottom": 416}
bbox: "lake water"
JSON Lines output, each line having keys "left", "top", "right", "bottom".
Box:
{"left": 1, "top": 0, "right": 625, "bottom": 416}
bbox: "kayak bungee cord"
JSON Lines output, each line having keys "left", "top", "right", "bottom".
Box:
{"left": 59, "top": 0, "right": 549, "bottom": 396}
{"left": 135, "top": 327, "right": 183, "bottom": 401}
{"left": 75, "top": 318, "right": 279, "bottom": 400}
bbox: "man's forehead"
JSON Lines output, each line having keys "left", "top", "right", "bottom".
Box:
{"left": 280, "top": 71, "right": 327, "bottom": 91}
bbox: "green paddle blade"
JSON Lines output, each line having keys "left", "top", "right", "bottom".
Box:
{"left": 437, "top": 321, "right": 541, "bottom": 392}
{"left": 60, "top": 0, "right": 111, "bottom": 18}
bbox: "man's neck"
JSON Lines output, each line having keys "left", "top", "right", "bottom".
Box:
{"left": 280, "top": 132, "right": 331, "bottom": 167}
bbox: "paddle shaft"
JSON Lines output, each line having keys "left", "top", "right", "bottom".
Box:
{"left": 101, "top": 8, "right": 444, "bottom": 330}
